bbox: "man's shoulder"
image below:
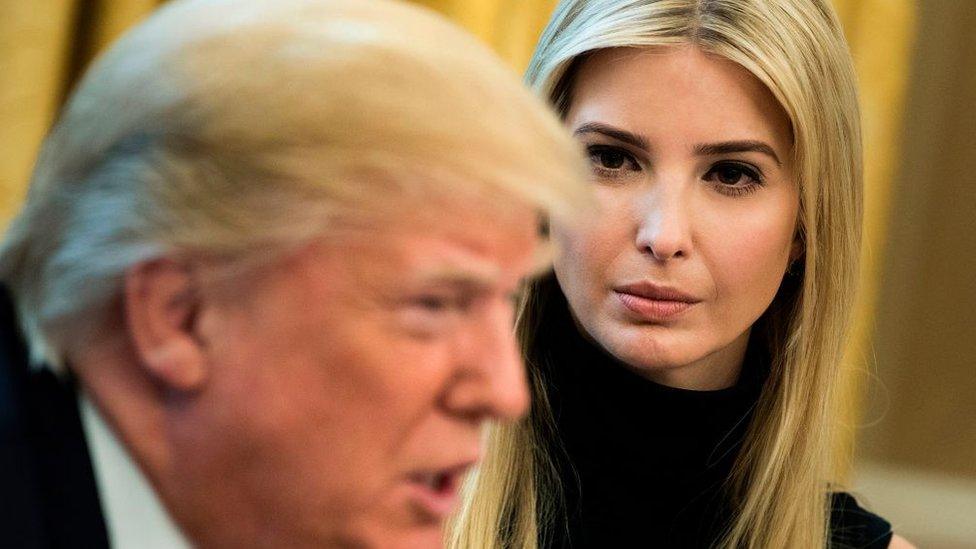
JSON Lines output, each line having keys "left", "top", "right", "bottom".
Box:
{"left": 0, "top": 285, "right": 110, "bottom": 548}
{"left": 1, "top": 284, "right": 29, "bottom": 436}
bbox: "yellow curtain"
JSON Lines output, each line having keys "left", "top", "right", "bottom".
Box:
{"left": 412, "top": 0, "right": 558, "bottom": 72}
{"left": 1, "top": 0, "right": 74, "bottom": 230}
{"left": 1, "top": 0, "right": 915, "bottom": 478}
{"left": 0, "top": 0, "right": 163, "bottom": 231}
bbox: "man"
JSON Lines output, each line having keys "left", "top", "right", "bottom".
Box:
{"left": 0, "top": 0, "right": 588, "bottom": 546}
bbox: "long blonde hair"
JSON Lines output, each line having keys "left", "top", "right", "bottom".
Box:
{"left": 449, "top": 1, "right": 862, "bottom": 547}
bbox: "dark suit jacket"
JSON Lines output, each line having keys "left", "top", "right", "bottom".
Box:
{"left": 0, "top": 286, "right": 110, "bottom": 548}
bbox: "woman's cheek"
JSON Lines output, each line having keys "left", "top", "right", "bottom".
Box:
{"left": 555, "top": 217, "right": 617, "bottom": 277}
{"left": 710, "top": 218, "right": 793, "bottom": 302}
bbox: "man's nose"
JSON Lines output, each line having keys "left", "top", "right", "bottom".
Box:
{"left": 441, "top": 300, "right": 530, "bottom": 422}
{"left": 634, "top": 183, "right": 692, "bottom": 261}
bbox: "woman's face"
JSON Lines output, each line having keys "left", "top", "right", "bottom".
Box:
{"left": 554, "top": 46, "right": 799, "bottom": 390}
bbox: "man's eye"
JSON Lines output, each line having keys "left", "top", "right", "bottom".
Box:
{"left": 415, "top": 295, "right": 452, "bottom": 312}
{"left": 399, "top": 295, "right": 463, "bottom": 339}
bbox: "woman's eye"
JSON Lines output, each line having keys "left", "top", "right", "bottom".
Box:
{"left": 586, "top": 145, "right": 639, "bottom": 174}
{"left": 704, "top": 161, "right": 763, "bottom": 194}
{"left": 597, "top": 149, "right": 627, "bottom": 169}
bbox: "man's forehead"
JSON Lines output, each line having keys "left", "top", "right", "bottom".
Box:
{"left": 403, "top": 238, "right": 553, "bottom": 287}
{"left": 315, "top": 206, "right": 552, "bottom": 285}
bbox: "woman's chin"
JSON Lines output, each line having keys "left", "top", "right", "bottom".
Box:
{"left": 595, "top": 327, "right": 740, "bottom": 390}
{"left": 597, "top": 323, "right": 694, "bottom": 365}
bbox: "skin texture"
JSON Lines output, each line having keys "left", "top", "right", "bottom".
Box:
{"left": 73, "top": 203, "right": 541, "bottom": 548}
{"left": 553, "top": 46, "right": 799, "bottom": 390}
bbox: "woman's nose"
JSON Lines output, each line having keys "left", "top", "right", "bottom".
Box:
{"left": 634, "top": 185, "right": 692, "bottom": 261}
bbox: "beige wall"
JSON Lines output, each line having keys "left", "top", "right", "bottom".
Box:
{"left": 855, "top": 1, "right": 976, "bottom": 546}
{"left": 860, "top": 0, "right": 976, "bottom": 479}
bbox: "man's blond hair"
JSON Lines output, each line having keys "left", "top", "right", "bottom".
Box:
{"left": 0, "top": 0, "right": 589, "bottom": 369}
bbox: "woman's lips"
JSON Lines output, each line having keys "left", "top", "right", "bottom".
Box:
{"left": 613, "top": 282, "right": 700, "bottom": 321}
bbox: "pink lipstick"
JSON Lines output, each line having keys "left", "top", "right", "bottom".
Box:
{"left": 613, "top": 281, "right": 700, "bottom": 321}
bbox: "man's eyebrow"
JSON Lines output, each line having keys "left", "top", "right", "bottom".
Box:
{"left": 415, "top": 270, "right": 493, "bottom": 289}
{"left": 694, "top": 141, "right": 782, "bottom": 166}
{"left": 573, "top": 122, "right": 649, "bottom": 151}
{"left": 411, "top": 261, "right": 503, "bottom": 289}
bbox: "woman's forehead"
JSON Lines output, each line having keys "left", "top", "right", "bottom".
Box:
{"left": 567, "top": 46, "right": 793, "bottom": 159}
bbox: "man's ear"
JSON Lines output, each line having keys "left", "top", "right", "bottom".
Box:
{"left": 124, "top": 259, "right": 208, "bottom": 392}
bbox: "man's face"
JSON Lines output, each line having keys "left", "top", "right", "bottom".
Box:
{"left": 166, "top": 206, "right": 539, "bottom": 547}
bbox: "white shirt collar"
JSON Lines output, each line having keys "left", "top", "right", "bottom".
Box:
{"left": 79, "top": 393, "right": 193, "bottom": 549}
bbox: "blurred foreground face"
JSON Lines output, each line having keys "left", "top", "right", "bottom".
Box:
{"left": 164, "top": 205, "right": 536, "bottom": 547}
{"left": 553, "top": 46, "right": 798, "bottom": 390}
{"left": 0, "top": 0, "right": 588, "bottom": 544}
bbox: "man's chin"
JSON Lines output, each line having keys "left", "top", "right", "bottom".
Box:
{"left": 384, "top": 526, "right": 445, "bottom": 549}
{"left": 333, "top": 518, "right": 445, "bottom": 549}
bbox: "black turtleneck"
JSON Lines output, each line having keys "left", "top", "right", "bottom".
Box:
{"left": 532, "top": 280, "right": 892, "bottom": 548}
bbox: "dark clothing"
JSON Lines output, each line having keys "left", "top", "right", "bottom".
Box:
{"left": 0, "top": 286, "right": 111, "bottom": 548}
{"left": 534, "top": 282, "right": 892, "bottom": 548}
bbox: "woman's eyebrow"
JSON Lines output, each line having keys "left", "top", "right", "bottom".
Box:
{"left": 694, "top": 141, "right": 782, "bottom": 166}
{"left": 573, "top": 123, "right": 782, "bottom": 166}
{"left": 572, "top": 122, "right": 649, "bottom": 151}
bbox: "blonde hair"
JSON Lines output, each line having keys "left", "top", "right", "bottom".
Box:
{"left": 449, "top": 1, "right": 862, "bottom": 548}
{"left": 0, "top": 0, "right": 589, "bottom": 370}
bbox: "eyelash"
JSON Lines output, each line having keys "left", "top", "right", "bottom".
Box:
{"left": 586, "top": 144, "right": 641, "bottom": 178}
{"left": 703, "top": 161, "right": 765, "bottom": 196}
{"left": 413, "top": 294, "right": 468, "bottom": 313}
{"left": 398, "top": 294, "right": 464, "bottom": 339}
{"left": 402, "top": 292, "right": 519, "bottom": 340}
{"left": 584, "top": 144, "right": 765, "bottom": 197}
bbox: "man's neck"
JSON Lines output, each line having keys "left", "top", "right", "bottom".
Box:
{"left": 79, "top": 392, "right": 191, "bottom": 549}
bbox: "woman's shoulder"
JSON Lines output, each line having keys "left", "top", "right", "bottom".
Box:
{"left": 829, "top": 491, "right": 894, "bottom": 549}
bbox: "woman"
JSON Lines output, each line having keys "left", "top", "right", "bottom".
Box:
{"left": 451, "top": 1, "right": 911, "bottom": 547}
